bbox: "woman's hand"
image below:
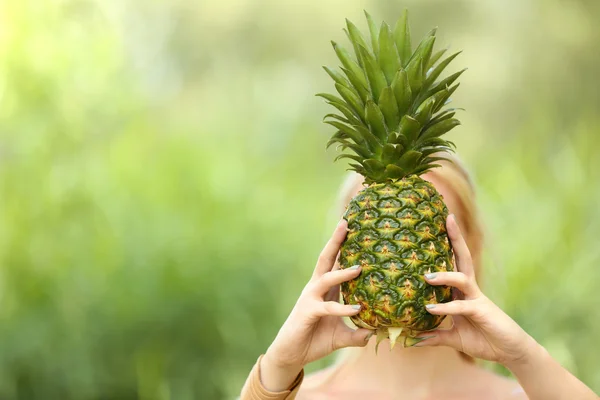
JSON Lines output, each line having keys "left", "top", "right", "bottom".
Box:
{"left": 416, "top": 214, "right": 537, "bottom": 367}
{"left": 419, "top": 215, "right": 599, "bottom": 400}
{"left": 260, "top": 219, "right": 373, "bottom": 391}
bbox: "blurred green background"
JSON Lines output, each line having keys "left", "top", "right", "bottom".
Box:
{"left": 0, "top": 0, "right": 599, "bottom": 398}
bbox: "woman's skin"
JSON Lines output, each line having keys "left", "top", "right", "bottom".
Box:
{"left": 260, "top": 176, "right": 598, "bottom": 400}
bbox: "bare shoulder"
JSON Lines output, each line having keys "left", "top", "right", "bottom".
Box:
{"left": 296, "top": 368, "right": 335, "bottom": 400}
{"left": 468, "top": 367, "right": 528, "bottom": 399}
{"left": 296, "top": 368, "right": 382, "bottom": 400}
{"left": 296, "top": 364, "right": 529, "bottom": 400}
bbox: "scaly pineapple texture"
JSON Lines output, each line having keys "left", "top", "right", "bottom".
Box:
{"left": 319, "top": 10, "right": 464, "bottom": 349}
{"left": 340, "top": 177, "right": 453, "bottom": 348}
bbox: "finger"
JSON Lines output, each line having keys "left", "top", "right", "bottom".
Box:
{"left": 331, "top": 259, "right": 341, "bottom": 272}
{"left": 424, "top": 271, "right": 481, "bottom": 299}
{"left": 333, "top": 327, "right": 374, "bottom": 349}
{"left": 313, "top": 219, "right": 348, "bottom": 278}
{"left": 446, "top": 214, "right": 475, "bottom": 277}
{"left": 415, "top": 328, "right": 463, "bottom": 351}
{"left": 314, "top": 301, "right": 361, "bottom": 317}
{"left": 323, "top": 282, "right": 340, "bottom": 302}
{"left": 425, "top": 299, "right": 476, "bottom": 317}
{"left": 313, "top": 265, "right": 361, "bottom": 295}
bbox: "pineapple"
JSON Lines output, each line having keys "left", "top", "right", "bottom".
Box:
{"left": 318, "top": 10, "right": 464, "bottom": 349}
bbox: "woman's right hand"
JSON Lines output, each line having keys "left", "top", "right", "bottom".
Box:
{"left": 260, "top": 219, "right": 373, "bottom": 391}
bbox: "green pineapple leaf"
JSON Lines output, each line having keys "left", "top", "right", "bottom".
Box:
{"left": 324, "top": 113, "right": 364, "bottom": 131}
{"left": 358, "top": 45, "right": 388, "bottom": 102}
{"left": 418, "top": 137, "right": 456, "bottom": 151}
{"left": 323, "top": 66, "right": 351, "bottom": 88}
{"left": 407, "top": 35, "right": 436, "bottom": 72}
{"left": 393, "top": 9, "right": 412, "bottom": 67}
{"left": 324, "top": 120, "right": 365, "bottom": 145}
{"left": 424, "top": 51, "right": 462, "bottom": 88}
{"left": 354, "top": 124, "right": 383, "bottom": 154}
{"left": 321, "top": 11, "right": 465, "bottom": 183}
{"left": 377, "top": 22, "right": 400, "bottom": 84}
{"left": 421, "top": 35, "right": 437, "bottom": 72}
{"left": 365, "top": 100, "right": 388, "bottom": 142}
{"left": 381, "top": 143, "right": 397, "bottom": 164}
{"left": 406, "top": 56, "right": 424, "bottom": 94}
{"left": 364, "top": 10, "right": 380, "bottom": 56}
{"left": 363, "top": 158, "right": 385, "bottom": 176}
{"left": 418, "top": 118, "right": 461, "bottom": 143}
{"left": 391, "top": 69, "right": 412, "bottom": 116}
{"left": 428, "top": 108, "right": 460, "bottom": 127}
{"left": 325, "top": 131, "right": 348, "bottom": 149}
{"left": 413, "top": 96, "right": 436, "bottom": 126}
{"left": 428, "top": 69, "right": 466, "bottom": 97}
{"left": 388, "top": 327, "right": 404, "bottom": 350}
{"left": 397, "top": 150, "right": 423, "bottom": 170}
{"left": 340, "top": 67, "right": 370, "bottom": 102}
{"left": 427, "top": 48, "right": 447, "bottom": 70}
{"left": 411, "top": 163, "right": 441, "bottom": 175}
{"left": 334, "top": 153, "right": 364, "bottom": 163}
{"left": 323, "top": 113, "right": 349, "bottom": 124}
{"left": 332, "top": 41, "right": 367, "bottom": 88}
{"left": 331, "top": 138, "right": 372, "bottom": 158}
{"left": 398, "top": 115, "right": 421, "bottom": 145}
{"left": 392, "top": 131, "right": 409, "bottom": 148}
{"left": 322, "top": 99, "right": 364, "bottom": 125}
{"left": 315, "top": 92, "right": 343, "bottom": 104}
{"left": 378, "top": 87, "right": 400, "bottom": 131}
{"left": 335, "top": 83, "right": 365, "bottom": 120}
{"left": 433, "top": 83, "right": 460, "bottom": 113}
{"left": 384, "top": 164, "right": 406, "bottom": 179}
{"left": 346, "top": 19, "right": 371, "bottom": 65}
{"left": 347, "top": 163, "right": 367, "bottom": 175}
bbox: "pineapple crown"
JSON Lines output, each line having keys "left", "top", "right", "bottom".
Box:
{"left": 318, "top": 10, "right": 465, "bottom": 184}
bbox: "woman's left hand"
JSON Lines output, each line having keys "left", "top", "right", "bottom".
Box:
{"left": 416, "top": 215, "right": 537, "bottom": 367}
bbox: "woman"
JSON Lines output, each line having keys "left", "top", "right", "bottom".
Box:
{"left": 241, "top": 159, "right": 598, "bottom": 400}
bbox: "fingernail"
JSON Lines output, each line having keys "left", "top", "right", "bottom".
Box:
{"left": 348, "top": 265, "right": 360, "bottom": 271}
{"left": 424, "top": 273, "right": 437, "bottom": 280}
{"left": 365, "top": 332, "right": 375, "bottom": 341}
{"left": 425, "top": 304, "right": 437, "bottom": 309}
{"left": 449, "top": 214, "right": 456, "bottom": 223}
{"left": 351, "top": 304, "right": 361, "bottom": 310}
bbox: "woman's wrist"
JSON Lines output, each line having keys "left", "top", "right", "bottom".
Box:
{"left": 259, "top": 349, "right": 304, "bottom": 392}
{"left": 503, "top": 335, "right": 547, "bottom": 373}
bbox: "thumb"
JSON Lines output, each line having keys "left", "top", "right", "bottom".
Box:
{"left": 333, "top": 328, "right": 374, "bottom": 350}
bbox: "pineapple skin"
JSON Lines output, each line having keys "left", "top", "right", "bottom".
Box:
{"left": 339, "top": 175, "right": 453, "bottom": 335}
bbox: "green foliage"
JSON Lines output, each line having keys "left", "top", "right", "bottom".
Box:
{"left": 0, "top": 0, "right": 599, "bottom": 399}
{"left": 322, "top": 11, "right": 461, "bottom": 182}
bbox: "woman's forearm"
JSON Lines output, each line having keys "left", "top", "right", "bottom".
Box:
{"left": 506, "top": 339, "right": 598, "bottom": 400}
{"left": 240, "top": 354, "right": 304, "bottom": 400}
{"left": 260, "top": 351, "right": 304, "bottom": 393}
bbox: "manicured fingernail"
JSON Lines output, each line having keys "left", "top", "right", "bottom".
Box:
{"left": 424, "top": 273, "right": 437, "bottom": 280}
{"left": 425, "top": 304, "right": 437, "bottom": 309}
{"left": 351, "top": 304, "right": 361, "bottom": 310}
{"left": 348, "top": 265, "right": 360, "bottom": 271}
